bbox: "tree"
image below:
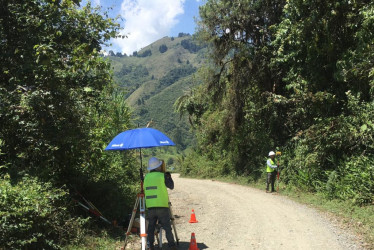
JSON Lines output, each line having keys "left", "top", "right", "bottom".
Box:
{"left": 0, "top": 1, "right": 138, "bottom": 247}
{"left": 178, "top": 32, "right": 190, "bottom": 37}
{"left": 133, "top": 65, "right": 149, "bottom": 77}
{"left": 181, "top": 38, "right": 205, "bottom": 53}
{"left": 118, "top": 64, "right": 132, "bottom": 76}
{"left": 159, "top": 44, "right": 168, "bottom": 53}
{"left": 184, "top": 0, "right": 285, "bottom": 175}
{"left": 269, "top": 0, "right": 374, "bottom": 199}
{"left": 1, "top": 0, "right": 121, "bottom": 180}
{"left": 167, "top": 157, "right": 174, "bottom": 165}
{"left": 138, "top": 49, "right": 152, "bottom": 57}
{"left": 178, "top": 0, "right": 374, "bottom": 204}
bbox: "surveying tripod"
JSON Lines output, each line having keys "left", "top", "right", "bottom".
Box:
{"left": 123, "top": 196, "right": 179, "bottom": 249}
{"left": 123, "top": 189, "right": 147, "bottom": 250}
{"left": 123, "top": 178, "right": 179, "bottom": 250}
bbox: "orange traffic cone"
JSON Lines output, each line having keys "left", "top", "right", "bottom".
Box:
{"left": 188, "top": 232, "right": 199, "bottom": 250}
{"left": 189, "top": 209, "right": 198, "bottom": 223}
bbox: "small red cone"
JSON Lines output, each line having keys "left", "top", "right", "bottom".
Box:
{"left": 189, "top": 209, "right": 198, "bottom": 223}
{"left": 188, "top": 232, "right": 199, "bottom": 250}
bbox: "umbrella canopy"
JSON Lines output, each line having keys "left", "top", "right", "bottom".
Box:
{"left": 105, "top": 127, "right": 175, "bottom": 151}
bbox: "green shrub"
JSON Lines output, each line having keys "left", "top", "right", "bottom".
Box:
{"left": 324, "top": 156, "right": 374, "bottom": 204}
{"left": 0, "top": 176, "right": 87, "bottom": 249}
{"left": 179, "top": 150, "right": 232, "bottom": 178}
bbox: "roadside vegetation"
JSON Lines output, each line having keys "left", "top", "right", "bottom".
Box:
{"left": 0, "top": 1, "right": 137, "bottom": 249}
{"left": 176, "top": 0, "right": 374, "bottom": 247}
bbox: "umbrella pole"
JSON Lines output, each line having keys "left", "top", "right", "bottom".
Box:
{"left": 139, "top": 148, "right": 147, "bottom": 250}
{"left": 139, "top": 148, "right": 144, "bottom": 193}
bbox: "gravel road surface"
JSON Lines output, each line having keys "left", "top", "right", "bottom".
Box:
{"left": 163, "top": 174, "right": 363, "bottom": 250}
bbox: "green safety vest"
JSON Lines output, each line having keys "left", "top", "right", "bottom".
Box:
{"left": 266, "top": 158, "right": 276, "bottom": 173}
{"left": 144, "top": 172, "right": 169, "bottom": 208}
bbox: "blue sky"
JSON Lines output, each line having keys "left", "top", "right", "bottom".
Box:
{"left": 84, "top": 0, "right": 204, "bottom": 55}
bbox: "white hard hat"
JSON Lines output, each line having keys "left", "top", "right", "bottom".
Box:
{"left": 148, "top": 157, "right": 162, "bottom": 171}
{"left": 268, "top": 151, "right": 276, "bottom": 156}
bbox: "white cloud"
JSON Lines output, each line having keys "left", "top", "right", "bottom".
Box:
{"left": 93, "top": 0, "right": 101, "bottom": 6}
{"left": 113, "top": 0, "right": 185, "bottom": 55}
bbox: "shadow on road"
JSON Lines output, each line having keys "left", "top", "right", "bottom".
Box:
{"left": 157, "top": 241, "right": 208, "bottom": 249}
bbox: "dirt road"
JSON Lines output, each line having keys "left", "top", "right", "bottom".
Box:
{"left": 165, "top": 174, "right": 363, "bottom": 250}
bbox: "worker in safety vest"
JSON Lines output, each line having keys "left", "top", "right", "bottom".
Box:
{"left": 144, "top": 157, "right": 177, "bottom": 250}
{"left": 266, "top": 151, "right": 278, "bottom": 193}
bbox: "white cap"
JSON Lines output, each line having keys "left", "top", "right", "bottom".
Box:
{"left": 147, "top": 157, "right": 162, "bottom": 171}
{"left": 268, "top": 151, "right": 276, "bottom": 156}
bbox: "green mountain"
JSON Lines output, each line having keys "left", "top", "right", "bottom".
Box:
{"left": 109, "top": 34, "right": 206, "bottom": 150}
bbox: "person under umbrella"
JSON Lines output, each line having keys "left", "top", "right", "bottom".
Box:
{"left": 105, "top": 127, "right": 176, "bottom": 250}
{"left": 144, "top": 157, "right": 177, "bottom": 250}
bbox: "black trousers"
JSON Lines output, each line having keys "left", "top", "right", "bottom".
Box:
{"left": 266, "top": 171, "right": 277, "bottom": 191}
{"left": 147, "top": 207, "right": 175, "bottom": 247}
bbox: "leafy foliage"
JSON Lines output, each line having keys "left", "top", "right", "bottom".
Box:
{"left": 0, "top": 1, "right": 137, "bottom": 248}
{"left": 178, "top": 0, "right": 285, "bottom": 177}
{"left": 0, "top": 176, "right": 87, "bottom": 249}
{"left": 177, "top": 0, "right": 374, "bottom": 205}
{"left": 0, "top": 0, "right": 120, "bottom": 181}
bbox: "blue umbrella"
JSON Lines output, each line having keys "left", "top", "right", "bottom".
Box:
{"left": 105, "top": 128, "right": 175, "bottom": 250}
{"left": 105, "top": 127, "right": 175, "bottom": 180}
{"left": 105, "top": 127, "right": 175, "bottom": 150}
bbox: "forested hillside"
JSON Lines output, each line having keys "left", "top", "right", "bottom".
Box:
{"left": 177, "top": 0, "right": 374, "bottom": 206}
{"left": 109, "top": 35, "right": 207, "bottom": 150}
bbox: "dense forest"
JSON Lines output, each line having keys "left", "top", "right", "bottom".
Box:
{"left": 0, "top": 1, "right": 138, "bottom": 248}
{"left": 177, "top": 0, "right": 374, "bottom": 205}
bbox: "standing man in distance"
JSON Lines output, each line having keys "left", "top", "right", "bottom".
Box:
{"left": 144, "top": 157, "right": 177, "bottom": 250}
{"left": 266, "top": 151, "right": 278, "bottom": 193}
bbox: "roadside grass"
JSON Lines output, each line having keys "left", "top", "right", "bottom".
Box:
{"left": 190, "top": 174, "right": 374, "bottom": 249}
{"left": 64, "top": 228, "right": 126, "bottom": 250}
{"left": 64, "top": 236, "right": 121, "bottom": 250}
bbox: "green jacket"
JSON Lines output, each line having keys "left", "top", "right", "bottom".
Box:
{"left": 144, "top": 172, "right": 169, "bottom": 208}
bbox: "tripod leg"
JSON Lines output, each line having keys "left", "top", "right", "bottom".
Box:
{"left": 123, "top": 196, "right": 140, "bottom": 249}
{"left": 158, "top": 226, "right": 163, "bottom": 248}
{"left": 139, "top": 194, "right": 147, "bottom": 250}
{"left": 155, "top": 226, "right": 160, "bottom": 247}
{"left": 168, "top": 201, "right": 179, "bottom": 245}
